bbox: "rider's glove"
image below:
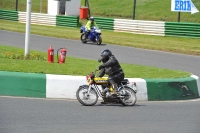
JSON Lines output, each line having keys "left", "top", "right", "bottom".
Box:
{"left": 98, "top": 58, "right": 102, "bottom": 62}
{"left": 98, "top": 64, "right": 105, "bottom": 70}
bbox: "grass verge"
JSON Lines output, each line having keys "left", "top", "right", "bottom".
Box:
{"left": 0, "top": 44, "right": 191, "bottom": 78}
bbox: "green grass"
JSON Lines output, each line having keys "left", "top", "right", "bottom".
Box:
{"left": 1, "top": 0, "right": 200, "bottom": 22}
{"left": 0, "top": 44, "right": 191, "bottom": 78}
{"left": 0, "top": 0, "right": 48, "bottom": 14}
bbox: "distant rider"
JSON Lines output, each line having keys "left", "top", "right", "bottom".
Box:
{"left": 97, "top": 49, "right": 125, "bottom": 95}
{"left": 85, "top": 16, "right": 98, "bottom": 39}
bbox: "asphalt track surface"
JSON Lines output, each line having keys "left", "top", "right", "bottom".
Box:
{"left": 0, "top": 30, "right": 200, "bottom": 133}
{"left": 0, "top": 97, "right": 200, "bottom": 133}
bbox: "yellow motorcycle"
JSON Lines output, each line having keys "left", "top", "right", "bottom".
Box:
{"left": 76, "top": 69, "right": 137, "bottom": 106}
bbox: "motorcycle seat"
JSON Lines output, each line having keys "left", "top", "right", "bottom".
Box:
{"left": 120, "top": 79, "right": 129, "bottom": 85}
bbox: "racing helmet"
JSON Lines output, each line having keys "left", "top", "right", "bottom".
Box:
{"left": 89, "top": 16, "right": 94, "bottom": 22}
{"left": 99, "top": 49, "right": 112, "bottom": 63}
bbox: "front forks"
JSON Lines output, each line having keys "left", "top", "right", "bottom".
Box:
{"left": 95, "top": 35, "right": 100, "bottom": 41}
{"left": 87, "top": 85, "right": 92, "bottom": 94}
{"left": 87, "top": 85, "right": 104, "bottom": 97}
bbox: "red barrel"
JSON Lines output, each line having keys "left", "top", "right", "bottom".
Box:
{"left": 79, "top": 7, "right": 88, "bottom": 19}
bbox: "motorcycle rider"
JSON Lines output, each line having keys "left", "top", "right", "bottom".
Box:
{"left": 98, "top": 49, "right": 125, "bottom": 96}
{"left": 85, "top": 16, "right": 98, "bottom": 39}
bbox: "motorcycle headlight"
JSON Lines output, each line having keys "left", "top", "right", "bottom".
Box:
{"left": 95, "top": 29, "right": 101, "bottom": 33}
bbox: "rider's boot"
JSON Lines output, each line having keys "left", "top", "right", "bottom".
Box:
{"left": 84, "top": 31, "right": 90, "bottom": 40}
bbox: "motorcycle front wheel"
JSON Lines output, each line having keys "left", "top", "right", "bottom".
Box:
{"left": 76, "top": 85, "right": 98, "bottom": 106}
{"left": 80, "top": 34, "right": 87, "bottom": 44}
{"left": 119, "top": 86, "right": 137, "bottom": 106}
{"left": 96, "top": 36, "right": 102, "bottom": 45}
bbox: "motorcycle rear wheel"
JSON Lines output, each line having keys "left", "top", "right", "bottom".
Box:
{"left": 96, "top": 36, "right": 102, "bottom": 45}
{"left": 76, "top": 85, "right": 98, "bottom": 106}
{"left": 81, "top": 34, "right": 87, "bottom": 44}
{"left": 119, "top": 86, "right": 137, "bottom": 106}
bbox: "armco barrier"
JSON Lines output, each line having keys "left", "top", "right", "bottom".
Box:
{"left": 56, "top": 15, "right": 79, "bottom": 27}
{"left": 18, "top": 12, "right": 56, "bottom": 26}
{"left": 114, "top": 19, "right": 165, "bottom": 36}
{"left": 0, "top": 71, "right": 199, "bottom": 101}
{"left": 165, "top": 22, "right": 200, "bottom": 38}
{"left": 0, "top": 9, "right": 18, "bottom": 21}
{"left": 94, "top": 17, "right": 114, "bottom": 30}
{"left": 1, "top": 9, "right": 200, "bottom": 38}
{"left": 0, "top": 10, "right": 79, "bottom": 28}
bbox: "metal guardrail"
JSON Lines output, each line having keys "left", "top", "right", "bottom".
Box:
{"left": 0, "top": 9, "right": 200, "bottom": 38}
{"left": 0, "top": 10, "right": 79, "bottom": 28}
{"left": 0, "top": 10, "right": 18, "bottom": 21}
{"left": 56, "top": 15, "right": 79, "bottom": 27}
{"left": 165, "top": 22, "right": 200, "bottom": 38}
{"left": 114, "top": 19, "right": 165, "bottom": 36}
{"left": 18, "top": 12, "right": 56, "bottom": 26}
{"left": 94, "top": 17, "right": 114, "bottom": 30}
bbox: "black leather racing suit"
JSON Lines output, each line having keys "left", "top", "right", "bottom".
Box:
{"left": 98, "top": 55, "right": 124, "bottom": 92}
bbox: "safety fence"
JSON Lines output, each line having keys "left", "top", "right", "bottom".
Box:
{"left": 0, "top": 71, "right": 200, "bottom": 101}
{"left": 165, "top": 22, "right": 200, "bottom": 38}
{"left": 0, "top": 9, "right": 79, "bottom": 28}
{"left": 114, "top": 19, "right": 165, "bottom": 36}
{"left": 94, "top": 17, "right": 114, "bottom": 30}
{"left": 18, "top": 12, "right": 56, "bottom": 26}
{"left": 0, "top": 9, "right": 18, "bottom": 21}
{"left": 56, "top": 15, "right": 79, "bottom": 27}
{"left": 0, "top": 9, "right": 200, "bottom": 38}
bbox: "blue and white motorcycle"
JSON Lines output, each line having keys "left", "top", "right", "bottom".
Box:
{"left": 80, "top": 26, "right": 102, "bottom": 45}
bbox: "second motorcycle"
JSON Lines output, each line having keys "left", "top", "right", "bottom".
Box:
{"left": 80, "top": 26, "right": 102, "bottom": 45}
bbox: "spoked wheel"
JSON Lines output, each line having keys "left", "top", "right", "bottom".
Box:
{"left": 119, "top": 86, "right": 137, "bottom": 106}
{"left": 76, "top": 85, "right": 98, "bottom": 106}
{"left": 96, "top": 36, "right": 102, "bottom": 45}
{"left": 80, "top": 34, "right": 87, "bottom": 44}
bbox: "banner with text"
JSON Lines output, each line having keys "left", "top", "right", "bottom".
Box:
{"left": 171, "top": 0, "right": 199, "bottom": 14}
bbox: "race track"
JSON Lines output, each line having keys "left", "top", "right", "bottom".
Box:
{"left": 1, "top": 30, "right": 200, "bottom": 77}
{"left": 0, "top": 30, "right": 200, "bottom": 133}
{"left": 0, "top": 97, "right": 200, "bottom": 133}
